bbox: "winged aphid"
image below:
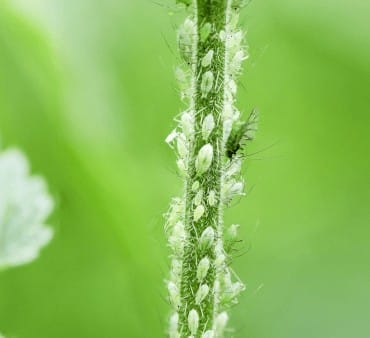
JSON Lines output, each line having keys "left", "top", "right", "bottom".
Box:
{"left": 225, "top": 108, "right": 258, "bottom": 159}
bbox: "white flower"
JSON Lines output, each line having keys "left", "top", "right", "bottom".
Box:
{"left": 0, "top": 149, "right": 54, "bottom": 269}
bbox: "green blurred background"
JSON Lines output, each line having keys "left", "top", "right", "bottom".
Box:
{"left": 0, "top": 0, "right": 369, "bottom": 337}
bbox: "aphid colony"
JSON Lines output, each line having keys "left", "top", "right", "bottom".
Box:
{"left": 165, "top": 1, "right": 257, "bottom": 337}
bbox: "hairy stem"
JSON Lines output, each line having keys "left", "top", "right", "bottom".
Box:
{"left": 166, "top": 1, "right": 255, "bottom": 337}
{"left": 180, "top": 0, "right": 226, "bottom": 336}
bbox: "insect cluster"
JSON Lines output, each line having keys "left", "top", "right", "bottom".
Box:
{"left": 165, "top": 1, "right": 257, "bottom": 337}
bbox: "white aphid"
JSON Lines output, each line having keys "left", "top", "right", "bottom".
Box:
{"left": 165, "top": 129, "right": 178, "bottom": 146}
{"left": 222, "top": 119, "right": 233, "bottom": 143}
{"left": 201, "top": 71, "right": 214, "bottom": 97}
{"left": 226, "top": 31, "right": 243, "bottom": 54}
{"left": 169, "top": 312, "right": 180, "bottom": 338}
{"left": 194, "top": 189, "right": 204, "bottom": 206}
{"left": 197, "top": 256, "right": 210, "bottom": 282}
{"left": 168, "top": 221, "right": 186, "bottom": 255}
{"left": 214, "top": 312, "right": 228, "bottom": 334}
{"left": 176, "top": 133, "right": 188, "bottom": 158}
{"left": 188, "top": 309, "right": 199, "bottom": 335}
{"left": 222, "top": 179, "right": 244, "bottom": 203}
{"left": 200, "top": 22, "right": 212, "bottom": 42}
{"left": 214, "top": 254, "right": 226, "bottom": 269}
{"left": 178, "top": 18, "right": 196, "bottom": 62}
{"left": 202, "top": 114, "right": 215, "bottom": 140}
{"left": 202, "top": 330, "right": 215, "bottom": 338}
{"left": 176, "top": 159, "right": 187, "bottom": 175}
{"left": 199, "top": 227, "right": 215, "bottom": 251}
{"left": 201, "top": 50, "right": 214, "bottom": 68}
{"left": 225, "top": 158, "right": 242, "bottom": 178}
{"left": 181, "top": 112, "right": 194, "bottom": 138}
{"left": 227, "top": 78, "right": 237, "bottom": 95}
{"left": 168, "top": 281, "right": 181, "bottom": 308}
{"left": 229, "top": 11, "right": 240, "bottom": 30}
{"left": 230, "top": 50, "right": 247, "bottom": 74}
{"left": 192, "top": 181, "right": 200, "bottom": 191}
{"left": 228, "top": 224, "right": 240, "bottom": 238}
{"left": 166, "top": 197, "right": 183, "bottom": 230}
{"left": 195, "top": 284, "right": 210, "bottom": 304}
{"left": 195, "top": 144, "right": 213, "bottom": 175}
{"left": 231, "top": 281, "right": 245, "bottom": 297}
{"left": 175, "top": 67, "right": 187, "bottom": 84}
{"left": 170, "top": 258, "right": 182, "bottom": 283}
{"left": 222, "top": 103, "right": 234, "bottom": 120}
{"left": 193, "top": 204, "right": 205, "bottom": 222}
{"left": 207, "top": 190, "right": 217, "bottom": 206}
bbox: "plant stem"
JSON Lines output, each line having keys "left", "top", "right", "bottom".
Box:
{"left": 166, "top": 1, "right": 254, "bottom": 337}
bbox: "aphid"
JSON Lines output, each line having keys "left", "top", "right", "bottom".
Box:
{"left": 188, "top": 309, "right": 199, "bottom": 336}
{"left": 178, "top": 18, "right": 196, "bottom": 63}
{"left": 201, "top": 71, "right": 214, "bottom": 98}
{"left": 225, "top": 108, "right": 258, "bottom": 159}
{"left": 231, "top": 0, "right": 248, "bottom": 11}
{"left": 176, "top": 0, "right": 191, "bottom": 5}
{"left": 195, "top": 284, "right": 209, "bottom": 305}
{"left": 200, "top": 22, "right": 212, "bottom": 42}
{"left": 201, "top": 50, "right": 214, "bottom": 68}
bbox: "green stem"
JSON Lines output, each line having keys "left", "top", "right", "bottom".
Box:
{"left": 180, "top": 0, "right": 227, "bottom": 336}
{"left": 166, "top": 1, "right": 254, "bottom": 337}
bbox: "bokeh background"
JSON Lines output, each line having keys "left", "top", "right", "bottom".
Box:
{"left": 0, "top": 0, "right": 369, "bottom": 337}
